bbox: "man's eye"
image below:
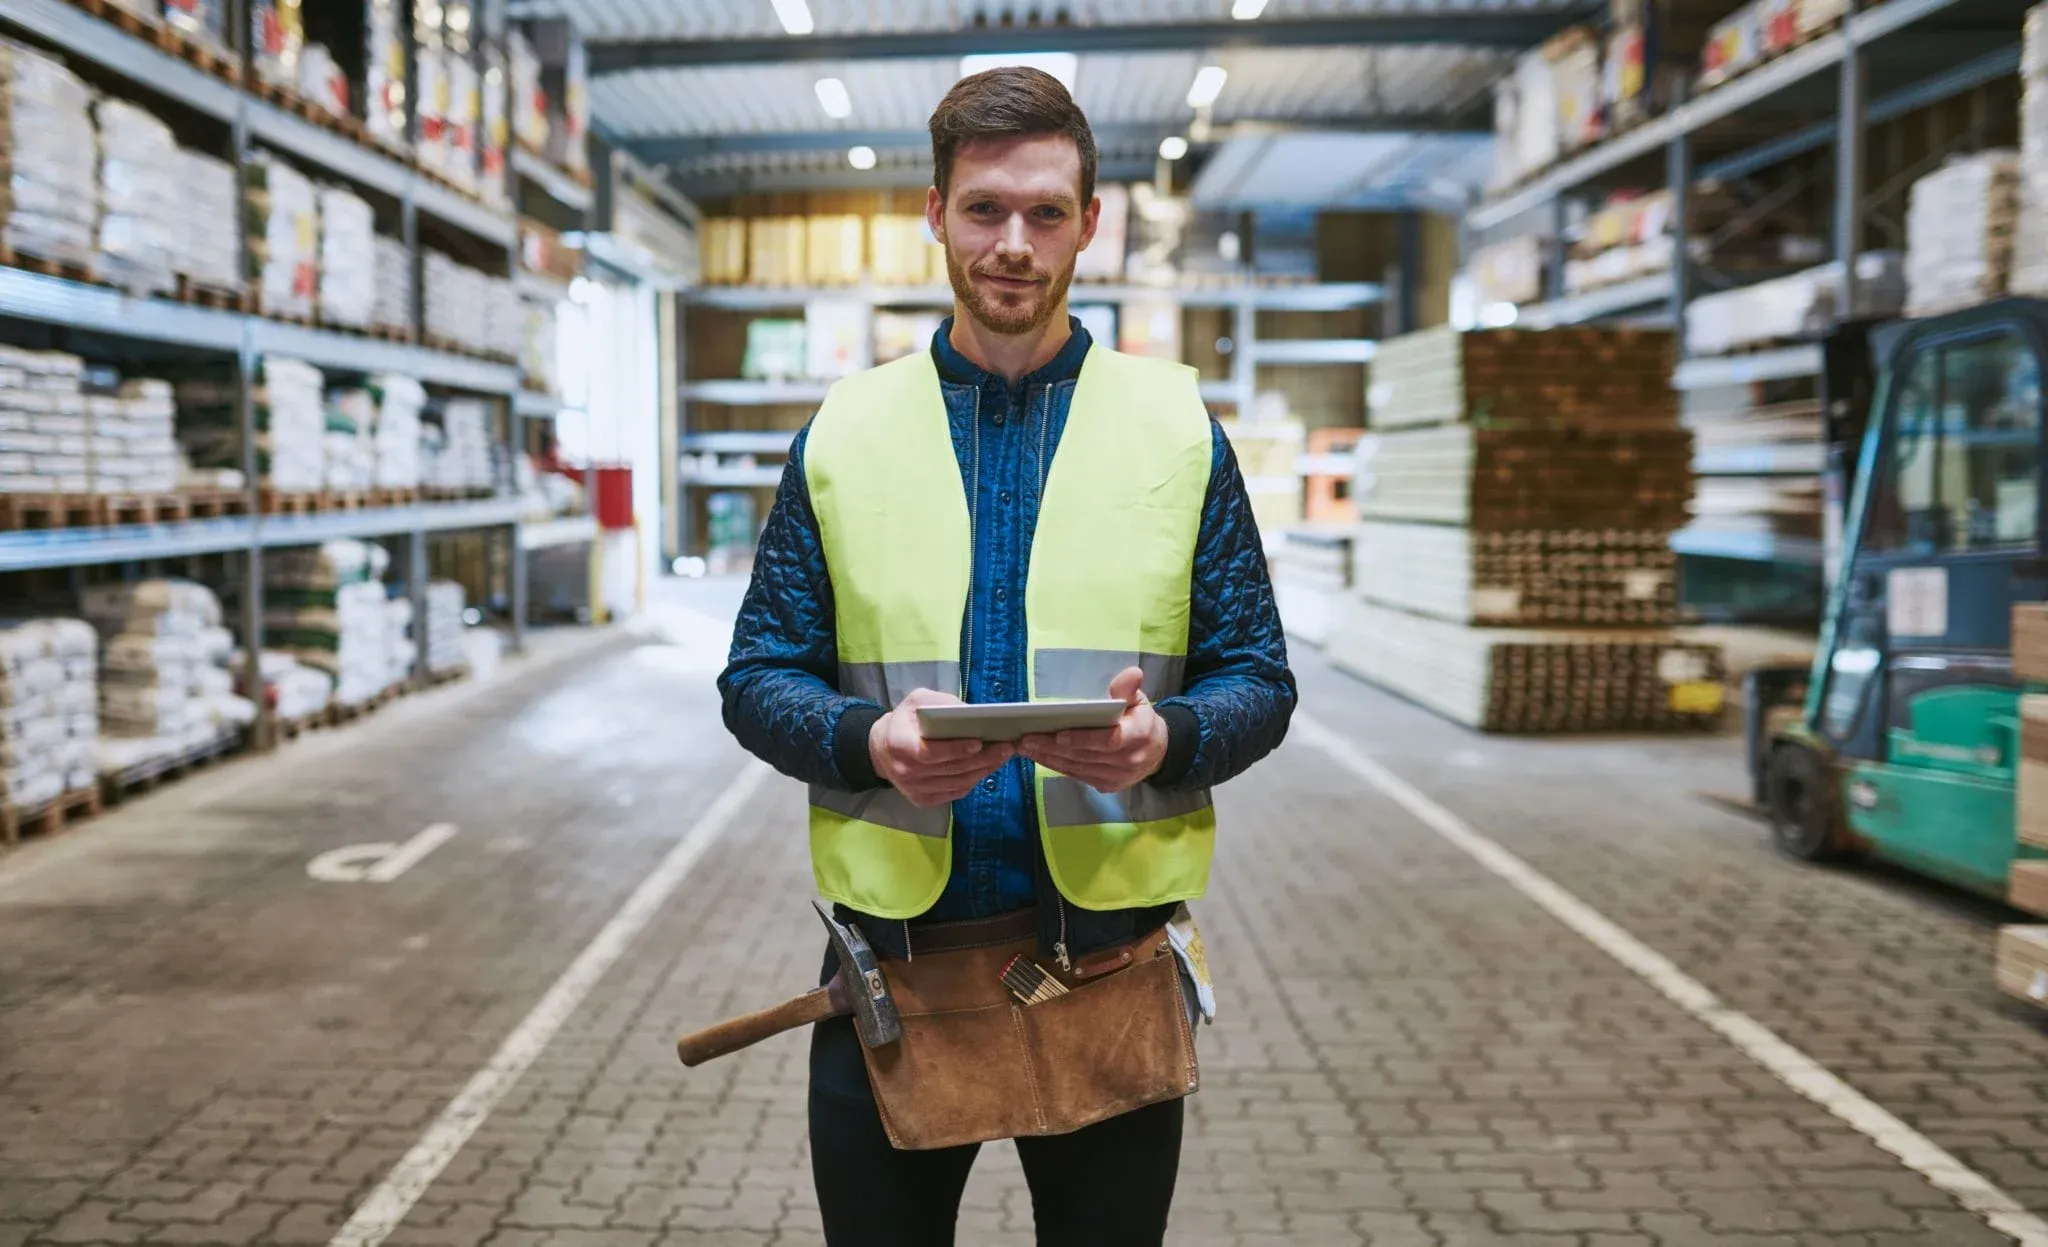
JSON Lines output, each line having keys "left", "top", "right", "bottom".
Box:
{"left": 968, "top": 202, "right": 999, "bottom": 216}
{"left": 1035, "top": 208, "right": 1067, "bottom": 221}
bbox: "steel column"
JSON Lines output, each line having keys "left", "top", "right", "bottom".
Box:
{"left": 408, "top": 527, "right": 430, "bottom": 688}
{"left": 1396, "top": 211, "right": 1421, "bottom": 337}
{"left": 1666, "top": 81, "right": 1694, "bottom": 332}
{"left": 509, "top": 523, "right": 528, "bottom": 652}
{"left": 1835, "top": 48, "right": 1868, "bottom": 313}
{"left": 1545, "top": 195, "right": 1569, "bottom": 303}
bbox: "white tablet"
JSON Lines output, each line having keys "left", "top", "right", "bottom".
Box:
{"left": 916, "top": 699, "right": 1127, "bottom": 743}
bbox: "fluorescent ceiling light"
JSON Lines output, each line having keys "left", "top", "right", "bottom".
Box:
{"left": 1186, "top": 65, "right": 1228, "bottom": 110}
{"left": 848, "top": 145, "right": 878, "bottom": 170}
{"left": 770, "top": 0, "right": 814, "bottom": 35}
{"left": 1232, "top": 0, "right": 1268, "bottom": 17}
{"left": 814, "top": 77, "right": 852, "bottom": 119}
{"left": 1158, "top": 135, "right": 1189, "bottom": 161}
{"left": 959, "top": 51, "right": 1079, "bottom": 93}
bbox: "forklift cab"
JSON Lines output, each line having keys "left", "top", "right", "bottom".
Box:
{"left": 1761, "top": 298, "right": 2048, "bottom": 897}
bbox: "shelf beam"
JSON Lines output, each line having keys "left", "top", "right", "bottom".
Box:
{"left": 1515, "top": 274, "right": 1674, "bottom": 328}
{"left": 681, "top": 283, "right": 1384, "bottom": 311}
{"left": 1672, "top": 344, "right": 1824, "bottom": 390}
{"left": 512, "top": 148, "right": 596, "bottom": 214}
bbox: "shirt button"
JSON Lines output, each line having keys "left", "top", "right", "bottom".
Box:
{"left": 982, "top": 776, "right": 998, "bottom": 791}
{"left": 1000, "top": 490, "right": 1012, "bottom": 503}
{"left": 995, "top": 587, "right": 1007, "bottom": 602}
{"left": 994, "top": 412, "right": 1006, "bottom": 426}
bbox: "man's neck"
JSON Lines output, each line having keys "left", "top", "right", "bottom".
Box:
{"left": 948, "top": 303, "right": 1073, "bottom": 383}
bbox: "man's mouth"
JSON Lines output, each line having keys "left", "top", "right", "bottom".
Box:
{"left": 977, "top": 271, "right": 1040, "bottom": 291}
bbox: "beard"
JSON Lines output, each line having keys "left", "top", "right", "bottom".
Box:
{"left": 944, "top": 243, "right": 1075, "bottom": 337}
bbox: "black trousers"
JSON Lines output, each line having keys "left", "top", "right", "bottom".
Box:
{"left": 809, "top": 1011, "right": 1185, "bottom": 1246}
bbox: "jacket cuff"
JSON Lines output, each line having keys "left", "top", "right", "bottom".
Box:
{"left": 1151, "top": 702, "right": 1201, "bottom": 787}
{"left": 833, "top": 703, "right": 887, "bottom": 789}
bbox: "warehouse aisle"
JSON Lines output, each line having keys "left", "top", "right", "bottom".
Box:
{"left": 1, "top": 619, "right": 2044, "bottom": 1247}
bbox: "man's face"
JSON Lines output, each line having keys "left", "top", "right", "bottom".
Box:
{"left": 927, "top": 133, "right": 1100, "bottom": 336}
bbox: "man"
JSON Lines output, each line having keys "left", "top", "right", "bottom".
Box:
{"left": 719, "top": 67, "right": 1295, "bottom": 1245}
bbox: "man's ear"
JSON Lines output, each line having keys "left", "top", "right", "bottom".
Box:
{"left": 925, "top": 184, "right": 946, "bottom": 244}
{"left": 1077, "top": 194, "right": 1102, "bottom": 252}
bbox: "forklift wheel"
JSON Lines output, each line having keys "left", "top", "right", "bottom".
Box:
{"left": 1763, "top": 743, "right": 1842, "bottom": 862}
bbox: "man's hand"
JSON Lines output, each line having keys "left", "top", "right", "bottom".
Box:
{"left": 869, "top": 688, "right": 1015, "bottom": 809}
{"left": 1019, "top": 667, "right": 1169, "bottom": 794}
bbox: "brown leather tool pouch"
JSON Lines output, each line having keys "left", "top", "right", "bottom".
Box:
{"left": 860, "top": 923, "right": 1199, "bottom": 1151}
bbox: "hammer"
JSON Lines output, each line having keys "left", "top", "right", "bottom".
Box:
{"left": 675, "top": 900, "right": 902, "bottom": 1067}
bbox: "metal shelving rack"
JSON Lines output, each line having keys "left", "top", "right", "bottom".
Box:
{"left": 1460, "top": 0, "right": 2030, "bottom": 585}
{"left": 0, "top": 0, "right": 605, "bottom": 738}
{"left": 674, "top": 281, "right": 1384, "bottom": 554}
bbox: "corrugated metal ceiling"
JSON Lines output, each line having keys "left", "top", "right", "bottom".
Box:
{"left": 513, "top": 0, "right": 1577, "bottom": 41}
{"left": 593, "top": 45, "right": 1509, "bottom": 138}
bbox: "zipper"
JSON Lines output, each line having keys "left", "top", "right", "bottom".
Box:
{"left": 903, "top": 919, "right": 913, "bottom": 963}
{"left": 961, "top": 386, "right": 982, "bottom": 694}
{"left": 1037, "top": 384, "right": 1072, "bottom": 972}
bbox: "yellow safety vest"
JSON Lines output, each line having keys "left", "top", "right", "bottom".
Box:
{"left": 804, "top": 344, "right": 1217, "bottom": 919}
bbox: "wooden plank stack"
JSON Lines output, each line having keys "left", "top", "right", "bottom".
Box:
{"left": 1994, "top": 925, "right": 2048, "bottom": 1008}
{"left": 1331, "top": 325, "right": 1721, "bottom": 733}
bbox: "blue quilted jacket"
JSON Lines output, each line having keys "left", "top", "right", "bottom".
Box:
{"left": 719, "top": 317, "right": 1296, "bottom": 960}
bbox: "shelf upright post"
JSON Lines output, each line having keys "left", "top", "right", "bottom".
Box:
{"left": 229, "top": 78, "right": 272, "bottom": 752}
{"left": 1232, "top": 291, "right": 1256, "bottom": 413}
{"left": 409, "top": 527, "right": 429, "bottom": 689}
{"left": 1666, "top": 79, "right": 1694, "bottom": 334}
{"left": 1396, "top": 210, "right": 1421, "bottom": 337}
{"left": 1836, "top": 44, "right": 1867, "bottom": 315}
{"left": 1545, "top": 195, "right": 1569, "bottom": 304}
{"left": 509, "top": 520, "right": 528, "bottom": 651}
{"left": 676, "top": 298, "right": 693, "bottom": 559}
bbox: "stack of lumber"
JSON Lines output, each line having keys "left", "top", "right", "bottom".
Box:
{"left": 2010, "top": 606, "right": 2048, "bottom": 920}
{"left": 1271, "top": 528, "right": 1352, "bottom": 648}
{"left": 1332, "top": 325, "right": 1720, "bottom": 733}
{"left": 1995, "top": 925, "right": 2048, "bottom": 1008}
{"left": 1904, "top": 151, "right": 2020, "bottom": 316}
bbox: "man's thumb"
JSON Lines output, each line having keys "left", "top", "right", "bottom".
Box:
{"left": 1108, "top": 666, "right": 1146, "bottom": 706}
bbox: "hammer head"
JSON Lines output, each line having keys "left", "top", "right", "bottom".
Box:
{"left": 814, "top": 899, "right": 902, "bottom": 1049}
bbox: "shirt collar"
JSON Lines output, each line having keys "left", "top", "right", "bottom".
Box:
{"left": 932, "top": 314, "right": 1092, "bottom": 391}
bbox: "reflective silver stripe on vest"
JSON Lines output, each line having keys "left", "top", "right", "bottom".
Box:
{"left": 1033, "top": 650, "right": 1187, "bottom": 701}
{"left": 1040, "top": 776, "right": 1212, "bottom": 828}
{"left": 840, "top": 660, "right": 962, "bottom": 707}
{"left": 809, "top": 782, "right": 951, "bottom": 839}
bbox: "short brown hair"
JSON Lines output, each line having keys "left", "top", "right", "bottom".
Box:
{"left": 929, "top": 67, "right": 1097, "bottom": 205}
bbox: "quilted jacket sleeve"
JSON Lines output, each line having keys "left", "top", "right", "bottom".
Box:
{"left": 1149, "top": 421, "right": 1297, "bottom": 791}
{"left": 717, "top": 425, "right": 886, "bottom": 791}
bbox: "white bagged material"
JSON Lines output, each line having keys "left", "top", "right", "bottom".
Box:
{"left": 371, "top": 235, "right": 414, "bottom": 336}
{"left": 316, "top": 187, "right": 375, "bottom": 329}
{"left": 372, "top": 373, "right": 425, "bottom": 490}
{"left": 1685, "top": 254, "right": 1906, "bottom": 356}
{"left": 247, "top": 153, "right": 319, "bottom": 321}
{"left": 174, "top": 149, "right": 241, "bottom": 292}
{"left": 424, "top": 398, "right": 493, "bottom": 492}
{"left": 94, "top": 98, "right": 180, "bottom": 296}
{"left": 84, "top": 579, "right": 234, "bottom": 749}
{"left": 425, "top": 580, "right": 467, "bottom": 674}
{"left": 0, "top": 43, "right": 96, "bottom": 270}
{"left": 0, "top": 617, "right": 96, "bottom": 802}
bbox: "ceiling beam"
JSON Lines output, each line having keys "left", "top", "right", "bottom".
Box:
{"left": 671, "top": 157, "right": 1161, "bottom": 198}
{"left": 587, "top": 15, "right": 1561, "bottom": 74}
{"left": 628, "top": 118, "right": 1488, "bottom": 166}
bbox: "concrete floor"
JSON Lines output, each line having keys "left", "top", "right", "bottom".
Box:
{"left": 0, "top": 594, "right": 2044, "bottom": 1246}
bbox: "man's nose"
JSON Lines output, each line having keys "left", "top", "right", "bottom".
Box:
{"left": 996, "top": 213, "right": 1029, "bottom": 259}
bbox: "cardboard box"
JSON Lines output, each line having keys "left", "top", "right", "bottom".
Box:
{"left": 2011, "top": 860, "right": 2048, "bottom": 917}
{"left": 2022, "top": 695, "right": 2048, "bottom": 848}
{"left": 2016, "top": 603, "right": 2048, "bottom": 681}
{"left": 806, "top": 215, "right": 864, "bottom": 287}
{"left": 1993, "top": 924, "right": 2048, "bottom": 1006}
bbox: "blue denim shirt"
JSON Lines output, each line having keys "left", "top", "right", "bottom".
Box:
{"left": 719, "top": 317, "right": 1296, "bottom": 945}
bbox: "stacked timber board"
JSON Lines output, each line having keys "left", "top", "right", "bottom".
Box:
{"left": 1333, "top": 325, "right": 1719, "bottom": 733}
{"left": 1995, "top": 925, "right": 2048, "bottom": 1008}
{"left": 2004, "top": 605, "right": 2048, "bottom": 1010}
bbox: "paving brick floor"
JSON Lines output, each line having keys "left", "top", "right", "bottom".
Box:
{"left": 0, "top": 612, "right": 2043, "bottom": 1246}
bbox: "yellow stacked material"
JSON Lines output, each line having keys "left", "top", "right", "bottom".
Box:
{"left": 701, "top": 218, "right": 748, "bottom": 285}
{"left": 1993, "top": 925, "right": 2048, "bottom": 1007}
{"left": 2015, "top": 603, "right": 2048, "bottom": 679}
{"left": 2021, "top": 695, "right": 2048, "bottom": 849}
{"left": 870, "top": 214, "right": 944, "bottom": 286}
{"left": 807, "top": 215, "right": 864, "bottom": 286}
{"left": 747, "top": 217, "right": 807, "bottom": 288}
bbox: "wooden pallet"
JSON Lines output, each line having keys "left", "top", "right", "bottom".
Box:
{"left": 368, "top": 323, "right": 418, "bottom": 345}
{"left": 175, "top": 275, "right": 252, "bottom": 313}
{"left": 369, "top": 487, "right": 422, "bottom": 508}
{"left": 246, "top": 76, "right": 370, "bottom": 145}
{"left": 260, "top": 488, "right": 320, "bottom": 517}
{"left": 0, "top": 494, "right": 104, "bottom": 531}
{"left": 2, "top": 786, "right": 102, "bottom": 848}
{"left": 100, "top": 733, "right": 241, "bottom": 806}
{"left": 322, "top": 489, "right": 370, "bottom": 512}
{"left": 153, "top": 21, "right": 239, "bottom": 85}
{"left": 0, "top": 246, "right": 103, "bottom": 289}
{"left": 59, "top": 0, "right": 157, "bottom": 41}
{"left": 424, "top": 664, "right": 470, "bottom": 688}
{"left": 184, "top": 488, "right": 252, "bottom": 519}
{"left": 100, "top": 492, "right": 194, "bottom": 526}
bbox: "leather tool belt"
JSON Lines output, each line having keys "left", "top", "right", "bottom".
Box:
{"left": 858, "top": 907, "right": 1200, "bottom": 1151}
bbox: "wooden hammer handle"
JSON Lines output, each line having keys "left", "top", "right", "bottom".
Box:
{"left": 676, "top": 986, "right": 840, "bottom": 1068}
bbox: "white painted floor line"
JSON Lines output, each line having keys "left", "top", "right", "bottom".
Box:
{"left": 1292, "top": 713, "right": 2048, "bottom": 1247}
{"left": 328, "top": 760, "right": 774, "bottom": 1247}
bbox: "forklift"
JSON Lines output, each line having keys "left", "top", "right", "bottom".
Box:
{"left": 1747, "top": 298, "right": 2047, "bottom": 909}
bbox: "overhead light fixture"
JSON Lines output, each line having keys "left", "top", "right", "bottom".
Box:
{"left": 1158, "top": 135, "right": 1189, "bottom": 161}
{"left": 1232, "top": 0, "right": 1268, "bottom": 16}
{"left": 1186, "top": 65, "right": 1228, "bottom": 110}
{"left": 848, "top": 145, "right": 877, "bottom": 170}
{"left": 959, "top": 51, "right": 1079, "bottom": 93}
{"left": 814, "top": 77, "right": 852, "bottom": 119}
{"left": 770, "top": 0, "right": 814, "bottom": 35}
